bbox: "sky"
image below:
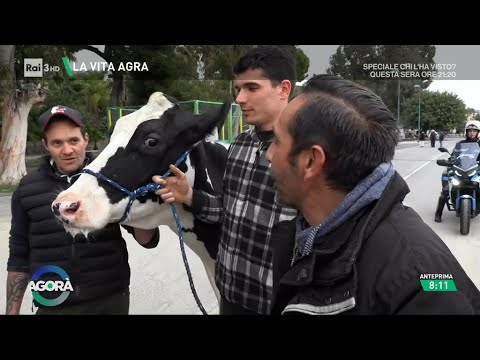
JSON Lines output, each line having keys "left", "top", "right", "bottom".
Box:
{"left": 299, "top": 45, "right": 480, "bottom": 111}
{"left": 76, "top": 45, "right": 480, "bottom": 111}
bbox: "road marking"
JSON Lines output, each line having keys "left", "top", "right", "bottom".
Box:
{"left": 404, "top": 152, "right": 445, "bottom": 180}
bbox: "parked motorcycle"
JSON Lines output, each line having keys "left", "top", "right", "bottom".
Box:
{"left": 436, "top": 143, "right": 480, "bottom": 235}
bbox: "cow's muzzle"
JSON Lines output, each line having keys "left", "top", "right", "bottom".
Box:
{"left": 52, "top": 200, "right": 80, "bottom": 223}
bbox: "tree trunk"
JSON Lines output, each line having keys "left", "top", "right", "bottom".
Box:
{"left": 0, "top": 95, "right": 29, "bottom": 185}
{"left": 0, "top": 45, "right": 14, "bottom": 73}
{"left": 109, "top": 73, "right": 125, "bottom": 106}
{"left": 0, "top": 85, "right": 47, "bottom": 186}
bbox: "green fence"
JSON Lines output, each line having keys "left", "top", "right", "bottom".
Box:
{"left": 107, "top": 100, "right": 249, "bottom": 143}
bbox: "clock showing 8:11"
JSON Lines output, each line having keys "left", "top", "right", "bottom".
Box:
{"left": 420, "top": 274, "right": 457, "bottom": 292}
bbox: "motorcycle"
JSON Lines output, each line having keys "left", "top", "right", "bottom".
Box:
{"left": 436, "top": 143, "right": 480, "bottom": 235}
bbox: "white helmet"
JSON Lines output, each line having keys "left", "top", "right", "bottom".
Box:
{"left": 465, "top": 120, "right": 480, "bottom": 136}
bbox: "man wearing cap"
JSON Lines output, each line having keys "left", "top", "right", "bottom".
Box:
{"left": 6, "top": 105, "right": 159, "bottom": 315}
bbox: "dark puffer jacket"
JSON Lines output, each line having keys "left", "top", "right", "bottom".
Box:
{"left": 271, "top": 173, "right": 480, "bottom": 315}
{"left": 8, "top": 155, "right": 131, "bottom": 307}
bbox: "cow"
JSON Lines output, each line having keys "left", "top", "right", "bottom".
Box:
{"left": 51, "top": 92, "right": 231, "bottom": 307}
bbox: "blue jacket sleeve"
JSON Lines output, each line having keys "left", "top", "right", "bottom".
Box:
{"left": 7, "top": 189, "right": 30, "bottom": 272}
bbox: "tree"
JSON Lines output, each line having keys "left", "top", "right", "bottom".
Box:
{"left": 467, "top": 108, "right": 480, "bottom": 121}
{"left": 38, "top": 71, "right": 111, "bottom": 150}
{"left": 0, "top": 45, "right": 71, "bottom": 186}
{"left": 194, "top": 45, "right": 309, "bottom": 83}
{"left": 327, "top": 45, "right": 436, "bottom": 122}
{"left": 78, "top": 72, "right": 111, "bottom": 149}
{"left": 279, "top": 45, "right": 310, "bottom": 82}
{"left": 64, "top": 45, "right": 142, "bottom": 106}
{"left": 67, "top": 45, "right": 204, "bottom": 106}
{"left": 72, "top": 45, "right": 310, "bottom": 107}
{"left": 0, "top": 45, "right": 45, "bottom": 185}
{"left": 403, "top": 90, "right": 467, "bottom": 132}
{"left": 165, "top": 45, "right": 309, "bottom": 102}
{"left": 125, "top": 45, "right": 198, "bottom": 105}
{"left": 0, "top": 82, "right": 46, "bottom": 186}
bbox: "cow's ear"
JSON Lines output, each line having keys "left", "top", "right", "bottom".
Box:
{"left": 182, "top": 101, "right": 231, "bottom": 144}
{"left": 164, "top": 94, "right": 180, "bottom": 105}
{"left": 196, "top": 101, "right": 232, "bottom": 136}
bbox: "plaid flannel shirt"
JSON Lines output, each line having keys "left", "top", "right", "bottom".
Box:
{"left": 192, "top": 128, "right": 297, "bottom": 314}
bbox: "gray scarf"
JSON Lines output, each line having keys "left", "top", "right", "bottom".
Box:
{"left": 293, "top": 162, "right": 395, "bottom": 264}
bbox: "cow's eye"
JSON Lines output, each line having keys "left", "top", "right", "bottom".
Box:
{"left": 145, "top": 138, "right": 158, "bottom": 147}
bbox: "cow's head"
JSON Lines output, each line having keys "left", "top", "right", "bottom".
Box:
{"left": 52, "top": 92, "right": 230, "bottom": 236}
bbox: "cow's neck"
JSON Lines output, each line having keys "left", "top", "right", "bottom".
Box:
{"left": 119, "top": 155, "right": 196, "bottom": 229}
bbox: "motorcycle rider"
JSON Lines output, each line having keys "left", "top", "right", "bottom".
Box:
{"left": 434, "top": 120, "right": 480, "bottom": 222}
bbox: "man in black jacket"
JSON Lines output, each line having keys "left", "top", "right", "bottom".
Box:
{"left": 266, "top": 75, "right": 480, "bottom": 315}
{"left": 6, "top": 105, "right": 159, "bottom": 315}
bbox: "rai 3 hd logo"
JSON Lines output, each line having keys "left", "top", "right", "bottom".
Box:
{"left": 24, "top": 58, "right": 60, "bottom": 78}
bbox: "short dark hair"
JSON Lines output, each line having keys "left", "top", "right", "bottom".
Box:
{"left": 287, "top": 74, "right": 399, "bottom": 192}
{"left": 233, "top": 45, "right": 296, "bottom": 93}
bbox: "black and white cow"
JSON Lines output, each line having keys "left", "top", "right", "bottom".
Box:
{"left": 52, "top": 92, "right": 230, "bottom": 302}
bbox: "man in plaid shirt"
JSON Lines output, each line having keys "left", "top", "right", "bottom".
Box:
{"left": 156, "top": 46, "right": 298, "bottom": 314}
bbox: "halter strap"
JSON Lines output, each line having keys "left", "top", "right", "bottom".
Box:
{"left": 81, "top": 149, "right": 191, "bottom": 222}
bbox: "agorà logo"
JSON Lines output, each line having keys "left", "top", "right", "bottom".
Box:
{"left": 28, "top": 265, "right": 74, "bottom": 306}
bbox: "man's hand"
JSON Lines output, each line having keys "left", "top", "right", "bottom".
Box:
{"left": 153, "top": 165, "right": 193, "bottom": 207}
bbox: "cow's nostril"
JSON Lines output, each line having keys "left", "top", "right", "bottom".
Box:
{"left": 66, "top": 201, "right": 80, "bottom": 214}
{"left": 52, "top": 203, "right": 61, "bottom": 216}
{"left": 55, "top": 201, "right": 81, "bottom": 218}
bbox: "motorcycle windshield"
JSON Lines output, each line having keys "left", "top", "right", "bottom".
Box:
{"left": 452, "top": 142, "right": 480, "bottom": 171}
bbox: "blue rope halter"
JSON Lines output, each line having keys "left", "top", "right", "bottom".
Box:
{"left": 82, "top": 149, "right": 191, "bottom": 222}
{"left": 81, "top": 148, "right": 208, "bottom": 315}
